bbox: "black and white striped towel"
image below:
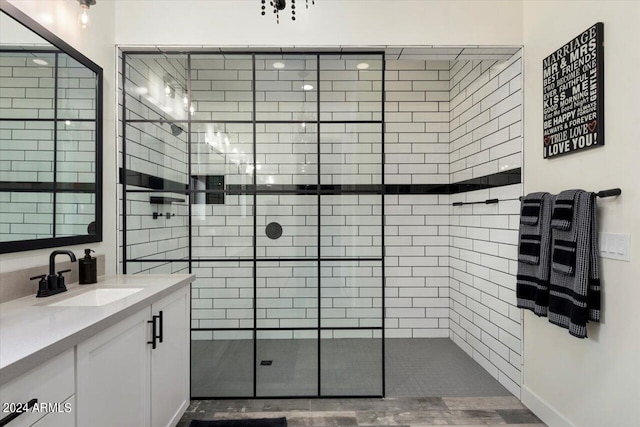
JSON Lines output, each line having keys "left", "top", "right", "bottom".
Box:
{"left": 548, "top": 190, "right": 601, "bottom": 338}
{"left": 516, "top": 192, "right": 553, "bottom": 317}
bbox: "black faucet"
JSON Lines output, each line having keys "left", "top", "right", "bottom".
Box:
{"left": 31, "top": 250, "right": 77, "bottom": 297}
{"left": 50, "top": 250, "right": 77, "bottom": 276}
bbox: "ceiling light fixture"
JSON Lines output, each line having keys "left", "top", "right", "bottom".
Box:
{"left": 261, "top": 0, "right": 316, "bottom": 24}
{"left": 32, "top": 58, "right": 49, "bottom": 66}
{"left": 273, "top": 62, "right": 285, "bottom": 69}
{"left": 357, "top": 63, "right": 370, "bottom": 70}
{"left": 302, "top": 84, "right": 314, "bottom": 91}
{"left": 77, "top": 0, "right": 96, "bottom": 29}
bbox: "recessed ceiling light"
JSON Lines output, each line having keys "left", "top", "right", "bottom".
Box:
{"left": 32, "top": 58, "right": 48, "bottom": 66}
{"left": 273, "top": 62, "right": 285, "bottom": 69}
{"left": 302, "top": 84, "right": 314, "bottom": 91}
{"left": 357, "top": 63, "right": 370, "bottom": 70}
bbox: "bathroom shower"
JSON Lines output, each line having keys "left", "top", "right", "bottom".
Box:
{"left": 122, "top": 51, "right": 385, "bottom": 398}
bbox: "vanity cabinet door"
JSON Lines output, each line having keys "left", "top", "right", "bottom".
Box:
{"left": 76, "top": 307, "right": 152, "bottom": 427}
{"left": 150, "top": 286, "right": 190, "bottom": 427}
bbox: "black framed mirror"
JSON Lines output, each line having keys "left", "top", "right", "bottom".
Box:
{"left": 0, "top": 0, "right": 103, "bottom": 253}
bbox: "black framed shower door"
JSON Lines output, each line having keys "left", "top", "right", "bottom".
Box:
{"left": 121, "top": 50, "right": 386, "bottom": 399}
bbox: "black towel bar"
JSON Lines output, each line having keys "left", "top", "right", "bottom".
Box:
{"left": 452, "top": 198, "right": 499, "bottom": 206}
{"left": 596, "top": 188, "right": 622, "bottom": 198}
{"left": 518, "top": 188, "right": 622, "bottom": 201}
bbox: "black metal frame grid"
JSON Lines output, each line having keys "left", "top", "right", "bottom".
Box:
{"left": 0, "top": 1, "right": 103, "bottom": 254}
{"left": 121, "top": 50, "right": 386, "bottom": 399}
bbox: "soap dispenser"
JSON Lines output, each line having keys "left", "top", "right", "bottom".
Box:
{"left": 79, "top": 249, "right": 97, "bottom": 284}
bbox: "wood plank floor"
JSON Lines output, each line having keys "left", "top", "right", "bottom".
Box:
{"left": 177, "top": 397, "right": 545, "bottom": 426}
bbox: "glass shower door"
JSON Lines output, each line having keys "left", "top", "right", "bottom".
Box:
{"left": 123, "top": 51, "right": 384, "bottom": 398}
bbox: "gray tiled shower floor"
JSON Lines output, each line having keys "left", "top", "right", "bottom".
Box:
{"left": 191, "top": 338, "right": 511, "bottom": 398}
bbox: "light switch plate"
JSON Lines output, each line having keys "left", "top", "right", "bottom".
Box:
{"left": 599, "top": 232, "right": 631, "bottom": 261}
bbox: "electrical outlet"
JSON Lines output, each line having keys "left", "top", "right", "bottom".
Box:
{"left": 599, "top": 232, "right": 631, "bottom": 261}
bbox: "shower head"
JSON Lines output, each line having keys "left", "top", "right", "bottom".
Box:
{"left": 169, "top": 123, "right": 184, "bottom": 137}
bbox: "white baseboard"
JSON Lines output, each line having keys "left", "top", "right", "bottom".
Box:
{"left": 521, "top": 385, "right": 576, "bottom": 427}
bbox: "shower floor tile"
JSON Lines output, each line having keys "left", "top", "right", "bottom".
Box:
{"left": 385, "top": 338, "right": 512, "bottom": 397}
{"left": 191, "top": 337, "right": 511, "bottom": 398}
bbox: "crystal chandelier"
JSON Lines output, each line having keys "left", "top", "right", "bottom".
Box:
{"left": 261, "top": 0, "right": 316, "bottom": 24}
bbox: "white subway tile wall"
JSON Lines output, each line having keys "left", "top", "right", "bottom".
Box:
{"left": 192, "top": 194, "right": 254, "bottom": 259}
{"left": 191, "top": 261, "right": 254, "bottom": 330}
{"left": 449, "top": 183, "right": 522, "bottom": 396}
{"left": 257, "top": 195, "right": 316, "bottom": 258}
{"left": 384, "top": 60, "right": 451, "bottom": 185}
{"left": 256, "top": 55, "right": 317, "bottom": 122}
{"left": 125, "top": 120, "right": 188, "bottom": 185}
{"left": 382, "top": 58, "right": 453, "bottom": 340}
{"left": 320, "top": 56, "right": 382, "bottom": 122}
{"left": 449, "top": 51, "right": 523, "bottom": 182}
{"left": 383, "top": 193, "right": 451, "bottom": 339}
{"left": 192, "top": 55, "right": 254, "bottom": 122}
{"left": 56, "top": 54, "right": 98, "bottom": 120}
{"left": 0, "top": 192, "right": 54, "bottom": 240}
{"left": 124, "top": 54, "right": 188, "bottom": 122}
{"left": 0, "top": 52, "right": 56, "bottom": 119}
{"left": 57, "top": 120, "right": 97, "bottom": 183}
{"left": 0, "top": 121, "right": 55, "bottom": 182}
{"left": 321, "top": 194, "right": 382, "bottom": 258}
{"left": 55, "top": 192, "right": 95, "bottom": 237}
{"left": 124, "top": 191, "right": 188, "bottom": 261}
{"left": 120, "top": 54, "right": 191, "bottom": 268}
{"left": 322, "top": 123, "right": 381, "bottom": 185}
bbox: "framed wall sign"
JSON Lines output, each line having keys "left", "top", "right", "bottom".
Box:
{"left": 542, "top": 22, "right": 604, "bottom": 158}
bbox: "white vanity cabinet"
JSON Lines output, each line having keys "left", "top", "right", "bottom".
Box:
{"left": 76, "top": 308, "right": 151, "bottom": 427}
{"left": 150, "top": 288, "right": 190, "bottom": 427}
{"left": 76, "top": 285, "right": 190, "bottom": 427}
{"left": 0, "top": 275, "right": 193, "bottom": 427}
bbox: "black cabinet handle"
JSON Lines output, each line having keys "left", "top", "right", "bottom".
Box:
{"left": 0, "top": 398, "right": 37, "bottom": 426}
{"left": 147, "top": 315, "right": 159, "bottom": 349}
{"left": 157, "top": 310, "right": 163, "bottom": 343}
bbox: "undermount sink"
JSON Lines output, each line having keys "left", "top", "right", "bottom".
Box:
{"left": 47, "top": 288, "right": 144, "bottom": 307}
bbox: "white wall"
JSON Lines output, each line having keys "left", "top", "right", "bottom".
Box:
{"left": 114, "top": 0, "right": 522, "bottom": 47}
{"left": 521, "top": 1, "right": 640, "bottom": 426}
{"left": 1, "top": 0, "right": 116, "bottom": 274}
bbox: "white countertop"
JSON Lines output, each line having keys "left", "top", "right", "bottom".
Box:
{"left": 0, "top": 274, "right": 194, "bottom": 386}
